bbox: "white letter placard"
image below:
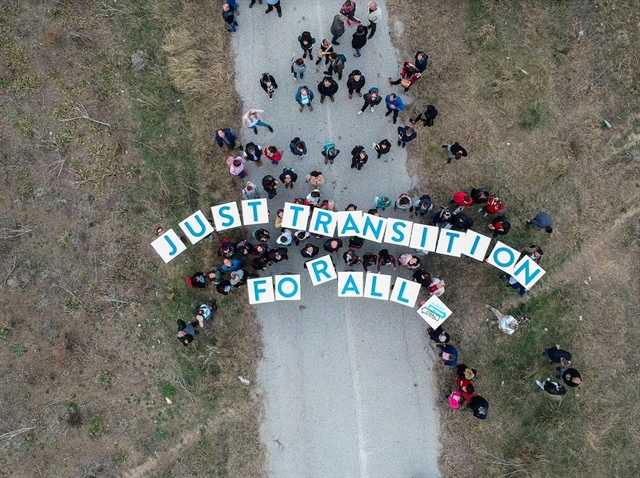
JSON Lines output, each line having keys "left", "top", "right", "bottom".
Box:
{"left": 306, "top": 255, "right": 337, "bottom": 286}
{"left": 364, "top": 272, "right": 392, "bottom": 300}
{"left": 241, "top": 199, "right": 269, "bottom": 226}
{"left": 409, "top": 223, "right": 438, "bottom": 252}
{"left": 282, "top": 202, "right": 310, "bottom": 230}
{"left": 389, "top": 277, "right": 421, "bottom": 308}
{"left": 274, "top": 275, "right": 302, "bottom": 301}
{"left": 211, "top": 202, "right": 242, "bottom": 232}
{"left": 151, "top": 229, "right": 187, "bottom": 263}
{"left": 359, "top": 214, "right": 387, "bottom": 243}
{"left": 416, "top": 295, "right": 453, "bottom": 330}
{"left": 337, "top": 271, "right": 364, "bottom": 297}
{"left": 383, "top": 218, "right": 413, "bottom": 247}
{"left": 336, "top": 210, "right": 363, "bottom": 237}
{"left": 435, "top": 229, "right": 466, "bottom": 257}
{"left": 486, "top": 242, "right": 521, "bottom": 276}
{"left": 248, "top": 276, "right": 275, "bottom": 304}
{"left": 179, "top": 210, "right": 214, "bottom": 245}
{"left": 308, "top": 209, "right": 337, "bottom": 237}
{"left": 512, "top": 256, "right": 546, "bottom": 290}
{"left": 460, "top": 230, "right": 492, "bottom": 261}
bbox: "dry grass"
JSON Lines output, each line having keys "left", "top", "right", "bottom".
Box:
{"left": 388, "top": 0, "right": 640, "bottom": 476}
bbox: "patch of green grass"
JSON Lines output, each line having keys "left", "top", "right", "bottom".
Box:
{"left": 0, "top": 329, "right": 8, "bottom": 340}
{"left": 88, "top": 413, "right": 103, "bottom": 439}
{"left": 15, "top": 117, "right": 34, "bottom": 138}
{"left": 12, "top": 343, "right": 27, "bottom": 356}
{"left": 157, "top": 380, "right": 176, "bottom": 399}
{"left": 57, "top": 231, "right": 72, "bottom": 246}
{"left": 95, "top": 370, "right": 112, "bottom": 388}
{"left": 519, "top": 100, "right": 548, "bottom": 129}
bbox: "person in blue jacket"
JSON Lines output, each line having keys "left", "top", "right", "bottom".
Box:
{"left": 221, "top": 258, "right": 242, "bottom": 273}
{"left": 295, "top": 86, "right": 314, "bottom": 112}
{"left": 384, "top": 92, "right": 405, "bottom": 124}
{"left": 436, "top": 344, "right": 458, "bottom": 367}
{"left": 289, "top": 138, "right": 307, "bottom": 161}
{"left": 397, "top": 124, "right": 417, "bottom": 148}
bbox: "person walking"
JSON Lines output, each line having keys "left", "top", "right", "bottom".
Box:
{"left": 366, "top": 2, "right": 381, "bottom": 39}
{"left": 330, "top": 14, "right": 346, "bottom": 45}
{"left": 488, "top": 215, "right": 511, "bottom": 238}
{"left": 542, "top": 345, "right": 572, "bottom": 367}
{"left": 324, "top": 238, "right": 344, "bottom": 253}
{"left": 289, "top": 137, "right": 307, "bottom": 161}
{"left": 449, "top": 191, "right": 473, "bottom": 214}
{"left": 291, "top": 55, "right": 307, "bottom": 80}
{"left": 389, "top": 61, "right": 422, "bottom": 92}
{"left": 305, "top": 170, "right": 325, "bottom": 188}
{"left": 264, "top": 0, "right": 282, "bottom": 17}
{"left": 243, "top": 108, "right": 274, "bottom": 135}
{"left": 324, "top": 52, "right": 346, "bottom": 80}
{"left": 412, "top": 104, "right": 438, "bottom": 127}
{"left": 340, "top": 0, "right": 361, "bottom": 26}
{"left": 227, "top": 156, "right": 247, "bottom": 180}
{"left": 347, "top": 70, "right": 366, "bottom": 98}
{"left": 467, "top": 395, "right": 489, "bottom": 419}
{"left": 385, "top": 92, "right": 405, "bottom": 124}
{"left": 484, "top": 304, "right": 519, "bottom": 335}
{"left": 373, "top": 194, "right": 392, "bottom": 210}
{"left": 262, "top": 174, "right": 278, "bottom": 199}
{"left": 262, "top": 145, "right": 282, "bottom": 165}
{"left": 560, "top": 368, "right": 582, "bottom": 388}
{"left": 351, "top": 24, "right": 368, "bottom": 57}
{"left": 373, "top": 138, "right": 391, "bottom": 158}
{"left": 377, "top": 249, "right": 397, "bottom": 272}
{"left": 358, "top": 87, "right": 382, "bottom": 115}
{"left": 479, "top": 196, "right": 506, "bottom": 217}
{"left": 279, "top": 167, "right": 298, "bottom": 189}
{"left": 350, "top": 145, "right": 368, "bottom": 170}
{"left": 298, "top": 31, "right": 316, "bottom": 60}
{"left": 397, "top": 124, "right": 417, "bottom": 148}
{"left": 443, "top": 142, "right": 468, "bottom": 163}
{"left": 243, "top": 141, "right": 263, "bottom": 166}
{"left": 295, "top": 86, "right": 314, "bottom": 112}
{"left": 259, "top": 72, "right": 278, "bottom": 100}
{"left": 214, "top": 128, "right": 241, "bottom": 150}
{"left": 436, "top": 343, "right": 458, "bottom": 367}
{"left": 177, "top": 319, "right": 200, "bottom": 346}
{"left": 242, "top": 181, "right": 261, "bottom": 199}
{"left": 221, "top": 2, "right": 238, "bottom": 32}
{"left": 526, "top": 211, "right": 554, "bottom": 233}
{"left": 322, "top": 142, "right": 340, "bottom": 165}
{"left": 316, "top": 39, "right": 334, "bottom": 65}
{"left": 414, "top": 50, "right": 429, "bottom": 73}
{"left": 317, "top": 76, "right": 339, "bottom": 104}
{"left": 535, "top": 378, "right": 567, "bottom": 397}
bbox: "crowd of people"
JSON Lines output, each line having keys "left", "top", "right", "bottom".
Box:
{"left": 160, "top": 0, "right": 579, "bottom": 416}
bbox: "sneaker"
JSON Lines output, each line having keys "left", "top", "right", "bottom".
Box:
{"left": 349, "top": 93, "right": 353, "bottom": 99}
{"left": 477, "top": 207, "right": 484, "bottom": 212}
{"left": 253, "top": 128, "right": 258, "bottom": 135}
{"left": 355, "top": 17, "right": 361, "bottom": 23}
{"left": 388, "top": 77, "right": 393, "bottom": 84}
{"left": 357, "top": 92, "right": 362, "bottom": 97}
{"left": 299, "top": 105, "right": 304, "bottom": 112}
{"left": 308, "top": 104, "right": 313, "bottom": 112}
{"left": 323, "top": 71, "right": 331, "bottom": 75}
{"left": 332, "top": 41, "right": 340, "bottom": 45}
{"left": 385, "top": 110, "right": 391, "bottom": 116}
{"left": 357, "top": 111, "right": 363, "bottom": 115}
{"left": 535, "top": 380, "right": 544, "bottom": 390}
{"left": 268, "top": 125, "right": 274, "bottom": 133}
{"left": 393, "top": 118, "right": 397, "bottom": 124}
{"left": 373, "top": 142, "right": 378, "bottom": 149}
{"left": 346, "top": 19, "right": 352, "bottom": 27}
{"left": 329, "top": 96, "right": 335, "bottom": 103}
{"left": 484, "top": 304, "right": 492, "bottom": 309}
{"left": 370, "top": 107, "right": 374, "bottom": 112}
{"left": 269, "top": 96, "right": 273, "bottom": 101}
{"left": 320, "top": 96, "right": 325, "bottom": 104}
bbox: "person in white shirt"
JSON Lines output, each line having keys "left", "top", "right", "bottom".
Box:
{"left": 484, "top": 304, "right": 518, "bottom": 335}
{"left": 366, "top": 2, "right": 382, "bottom": 39}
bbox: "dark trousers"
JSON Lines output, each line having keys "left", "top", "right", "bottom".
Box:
{"left": 368, "top": 22, "right": 377, "bottom": 38}
{"left": 265, "top": 1, "right": 282, "bottom": 15}
{"left": 386, "top": 107, "right": 399, "bottom": 121}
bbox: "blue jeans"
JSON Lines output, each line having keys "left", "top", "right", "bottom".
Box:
{"left": 228, "top": 20, "right": 238, "bottom": 32}
{"left": 331, "top": 35, "right": 341, "bottom": 44}
{"left": 354, "top": 48, "right": 361, "bottom": 57}
{"left": 252, "top": 120, "right": 270, "bottom": 129}
{"left": 293, "top": 71, "right": 304, "bottom": 80}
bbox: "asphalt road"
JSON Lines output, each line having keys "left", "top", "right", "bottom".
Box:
{"left": 231, "top": 2, "right": 440, "bottom": 477}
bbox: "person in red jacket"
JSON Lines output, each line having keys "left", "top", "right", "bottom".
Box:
{"left": 449, "top": 191, "right": 473, "bottom": 214}
{"left": 479, "top": 196, "right": 505, "bottom": 217}
{"left": 262, "top": 145, "right": 282, "bottom": 165}
{"left": 389, "top": 61, "right": 422, "bottom": 92}
{"left": 455, "top": 377, "right": 475, "bottom": 403}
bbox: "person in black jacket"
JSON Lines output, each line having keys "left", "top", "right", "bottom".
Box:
{"left": 536, "top": 378, "right": 567, "bottom": 396}
{"left": 259, "top": 72, "right": 278, "bottom": 100}
{"left": 279, "top": 167, "right": 298, "bottom": 189}
{"left": 244, "top": 142, "right": 263, "bottom": 166}
{"left": 347, "top": 70, "right": 366, "bottom": 98}
{"left": 323, "top": 238, "right": 343, "bottom": 253}
{"left": 542, "top": 345, "right": 572, "bottom": 367}
{"left": 267, "top": 247, "right": 288, "bottom": 264}
{"left": 300, "top": 244, "right": 319, "bottom": 259}
{"left": 443, "top": 142, "right": 468, "bottom": 163}
{"left": 262, "top": 175, "right": 278, "bottom": 199}
{"left": 412, "top": 269, "right": 432, "bottom": 288}
{"left": 318, "top": 76, "right": 339, "bottom": 104}
{"left": 397, "top": 124, "right": 417, "bottom": 148}
{"left": 412, "top": 105, "right": 438, "bottom": 127}
{"left": 298, "top": 31, "right": 316, "bottom": 60}
{"left": 213, "top": 128, "right": 240, "bottom": 150}
{"left": 362, "top": 252, "right": 377, "bottom": 272}
{"left": 373, "top": 139, "right": 391, "bottom": 158}
{"left": 560, "top": 368, "right": 582, "bottom": 387}
{"left": 350, "top": 145, "right": 368, "bottom": 170}
{"left": 470, "top": 187, "right": 489, "bottom": 204}
{"left": 467, "top": 395, "right": 489, "bottom": 419}
{"left": 351, "top": 24, "right": 368, "bottom": 57}
{"left": 177, "top": 319, "right": 200, "bottom": 346}
{"left": 358, "top": 87, "right": 382, "bottom": 115}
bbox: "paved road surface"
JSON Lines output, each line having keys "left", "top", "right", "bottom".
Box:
{"left": 231, "top": 2, "right": 440, "bottom": 477}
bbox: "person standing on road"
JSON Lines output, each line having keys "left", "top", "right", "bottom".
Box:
{"left": 289, "top": 137, "right": 307, "bottom": 161}
{"left": 249, "top": 0, "right": 263, "bottom": 8}
{"left": 350, "top": 145, "right": 368, "bottom": 170}
{"left": 295, "top": 86, "right": 314, "bottom": 112}
{"left": 340, "top": 0, "right": 361, "bottom": 26}
{"left": 484, "top": 304, "right": 519, "bottom": 335}
{"left": 291, "top": 55, "right": 307, "bottom": 80}
{"left": 470, "top": 187, "right": 490, "bottom": 205}
{"left": 366, "top": 2, "right": 381, "bottom": 39}
{"left": 377, "top": 249, "right": 397, "bottom": 272}
{"left": 322, "top": 142, "right": 340, "bottom": 165}
{"left": 264, "top": 0, "right": 282, "bottom": 17}
{"left": 324, "top": 53, "right": 346, "bottom": 80}
{"left": 298, "top": 31, "right": 316, "bottom": 60}
{"left": 259, "top": 72, "right": 278, "bottom": 100}
{"left": 351, "top": 24, "right": 368, "bottom": 57}
{"left": 373, "top": 138, "right": 391, "bottom": 158}
{"left": 397, "top": 124, "right": 417, "bottom": 148}
{"left": 399, "top": 253, "right": 421, "bottom": 269}
{"left": 385, "top": 92, "right": 405, "bottom": 124}
{"left": 214, "top": 128, "right": 241, "bottom": 150}
{"left": 358, "top": 87, "right": 382, "bottom": 115}
{"left": 279, "top": 167, "right": 298, "bottom": 189}
{"left": 262, "top": 145, "right": 282, "bottom": 165}
{"left": 411, "top": 194, "right": 434, "bottom": 216}
{"left": 243, "top": 108, "right": 274, "bottom": 135}
{"left": 262, "top": 174, "right": 278, "bottom": 199}
{"left": 526, "top": 211, "right": 554, "bottom": 233}
{"left": 394, "top": 193, "right": 412, "bottom": 212}
{"left": 412, "top": 269, "right": 432, "bottom": 288}
{"left": 324, "top": 238, "right": 344, "bottom": 253}
{"left": 373, "top": 194, "right": 392, "bottom": 210}
{"left": 389, "top": 61, "right": 422, "bottom": 92}
{"left": 412, "top": 104, "right": 438, "bottom": 127}
{"left": 318, "top": 76, "right": 339, "bottom": 104}
{"left": 330, "top": 14, "right": 346, "bottom": 45}
{"left": 242, "top": 181, "right": 261, "bottom": 199}
{"left": 221, "top": 3, "right": 238, "bottom": 33}
{"left": 443, "top": 141, "right": 468, "bottom": 163}
{"left": 543, "top": 345, "right": 572, "bottom": 367}
{"left": 347, "top": 70, "right": 366, "bottom": 98}
{"left": 316, "top": 39, "right": 334, "bottom": 65}
{"left": 343, "top": 249, "right": 362, "bottom": 267}
{"left": 305, "top": 170, "right": 325, "bottom": 188}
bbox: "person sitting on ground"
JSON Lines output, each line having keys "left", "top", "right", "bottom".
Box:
{"left": 447, "top": 390, "right": 464, "bottom": 409}
{"left": 467, "top": 395, "right": 489, "bottom": 420}
{"left": 536, "top": 378, "right": 567, "bottom": 396}
{"left": 485, "top": 304, "right": 518, "bottom": 335}
{"left": 389, "top": 60, "right": 422, "bottom": 92}
{"left": 436, "top": 343, "right": 458, "bottom": 367}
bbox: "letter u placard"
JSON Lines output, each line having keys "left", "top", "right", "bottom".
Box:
{"left": 179, "top": 210, "right": 214, "bottom": 245}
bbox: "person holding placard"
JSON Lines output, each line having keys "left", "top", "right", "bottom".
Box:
{"left": 362, "top": 252, "right": 377, "bottom": 272}
{"left": 324, "top": 238, "right": 343, "bottom": 253}
{"left": 377, "top": 249, "right": 397, "bottom": 272}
